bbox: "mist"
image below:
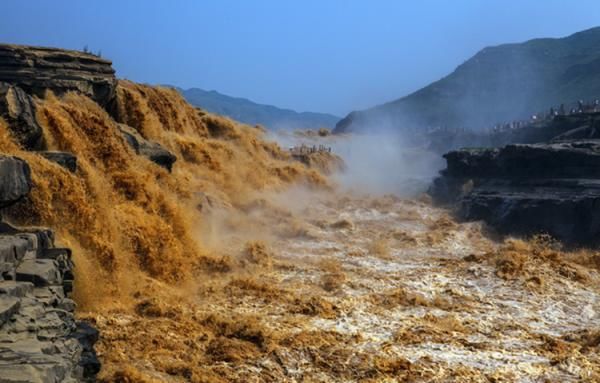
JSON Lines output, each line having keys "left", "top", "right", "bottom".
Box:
{"left": 269, "top": 128, "right": 444, "bottom": 197}
{"left": 330, "top": 133, "right": 444, "bottom": 196}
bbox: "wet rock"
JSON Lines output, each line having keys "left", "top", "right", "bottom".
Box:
{"left": 38, "top": 151, "right": 77, "bottom": 173}
{"left": 117, "top": 123, "right": 177, "bottom": 171}
{"left": 430, "top": 140, "right": 600, "bottom": 245}
{"left": 0, "top": 156, "right": 31, "bottom": 208}
{"left": 0, "top": 83, "right": 45, "bottom": 150}
{"left": 0, "top": 44, "right": 117, "bottom": 107}
{"left": 70, "top": 322, "right": 101, "bottom": 378}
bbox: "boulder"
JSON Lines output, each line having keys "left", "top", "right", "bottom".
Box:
{"left": 0, "top": 44, "right": 117, "bottom": 107}
{"left": 117, "top": 124, "right": 176, "bottom": 171}
{"left": 430, "top": 140, "right": 600, "bottom": 246}
{"left": 38, "top": 151, "right": 77, "bottom": 173}
{"left": 0, "top": 83, "right": 45, "bottom": 150}
{"left": 0, "top": 156, "right": 32, "bottom": 208}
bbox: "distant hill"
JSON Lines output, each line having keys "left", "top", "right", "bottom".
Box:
{"left": 177, "top": 87, "right": 339, "bottom": 130}
{"left": 335, "top": 26, "right": 600, "bottom": 133}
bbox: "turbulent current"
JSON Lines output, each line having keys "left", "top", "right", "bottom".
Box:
{"left": 0, "top": 81, "right": 598, "bottom": 382}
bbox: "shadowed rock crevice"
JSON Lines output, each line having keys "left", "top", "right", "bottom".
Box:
{"left": 0, "top": 82, "right": 45, "bottom": 150}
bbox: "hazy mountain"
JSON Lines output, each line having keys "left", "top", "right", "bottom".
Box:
{"left": 335, "top": 26, "right": 600, "bottom": 133}
{"left": 178, "top": 87, "right": 339, "bottom": 130}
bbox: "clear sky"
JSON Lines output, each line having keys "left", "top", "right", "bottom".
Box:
{"left": 2, "top": 1, "right": 600, "bottom": 116}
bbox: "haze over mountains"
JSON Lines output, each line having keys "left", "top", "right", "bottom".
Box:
{"left": 178, "top": 87, "right": 339, "bottom": 130}
{"left": 335, "top": 26, "right": 600, "bottom": 133}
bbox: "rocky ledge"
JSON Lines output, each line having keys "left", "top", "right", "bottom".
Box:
{"left": 0, "top": 44, "right": 116, "bottom": 107}
{"left": 0, "top": 43, "right": 177, "bottom": 170}
{"left": 0, "top": 155, "right": 99, "bottom": 382}
{"left": 430, "top": 140, "right": 600, "bottom": 246}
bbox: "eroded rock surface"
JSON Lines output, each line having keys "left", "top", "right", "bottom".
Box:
{"left": 430, "top": 140, "right": 600, "bottom": 245}
{"left": 0, "top": 226, "right": 99, "bottom": 382}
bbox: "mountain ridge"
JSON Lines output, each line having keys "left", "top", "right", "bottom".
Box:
{"left": 335, "top": 26, "right": 600, "bottom": 133}
{"left": 177, "top": 86, "right": 339, "bottom": 130}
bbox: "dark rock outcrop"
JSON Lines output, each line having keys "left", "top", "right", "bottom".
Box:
{"left": 430, "top": 140, "right": 600, "bottom": 245}
{"left": 0, "top": 156, "right": 31, "bottom": 209}
{"left": 118, "top": 124, "right": 176, "bottom": 171}
{"left": 0, "top": 82, "right": 45, "bottom": 150}
{"left": 0, "top": 44, "right": 117, "bottom": 107}
{"left": 38, "top": 152, "right": 77, "bottom": 173}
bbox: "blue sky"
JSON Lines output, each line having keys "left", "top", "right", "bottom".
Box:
{"left": 2, "top": 1, "right": 600, "bottom": 115}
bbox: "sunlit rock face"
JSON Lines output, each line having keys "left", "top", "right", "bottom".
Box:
{"left": 0, "top": 44, "right": 117, "bottom": 107}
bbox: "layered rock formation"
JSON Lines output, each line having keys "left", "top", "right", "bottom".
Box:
{"left": 0, "top": 42, "right": 115, "bottom": 150}
{"left": 0, "top": 44, "right": 116, "bottom": 107}
{"left": 0, "top": 43, "right": 177, "bottom": 170}
{"left": 0, "top": 154, "right": 98, "bottom": 382}
{"left": 430, "top": 141, "right": 600, "bottom": 245}
{"left": 0, "top": 43, "right": 125, "bottom": 381}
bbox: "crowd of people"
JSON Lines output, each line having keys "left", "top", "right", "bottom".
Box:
{"left": 289, "top": 144, "right": 332, "bottom": 155}
{"left": 490, "top": 99, "right": 600, "bottom": 134}
{"left": 426, "top": 98, "right": 600, "bottom": 137}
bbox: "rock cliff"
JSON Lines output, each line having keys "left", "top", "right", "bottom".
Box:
{"left": 0, "top": 154, "right": 98, "bottom": 382}
{"left": 430, "top": 141, "right": 600, "bottom": 245}
{"left": 0, "top": 43, "right": 176, "bottom": 168}
{"left": 0, "top": 44, "right": 116, "bottom": 107}
{"left": 0, "top": 43, "right": 125, "bottom": 382}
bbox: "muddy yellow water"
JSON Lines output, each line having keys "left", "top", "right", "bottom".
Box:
{"left": 88, "top": 193, "right": 600, "bottom": 382}
{"left": 0, "top": 81, "right": 597, "bottom": 382}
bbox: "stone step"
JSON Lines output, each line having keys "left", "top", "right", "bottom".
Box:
{"left": 15, "top": 260, "right": 61, "bottom": 287}
{"left": 0, "top": 339, "right": 75, "bottom": 383}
